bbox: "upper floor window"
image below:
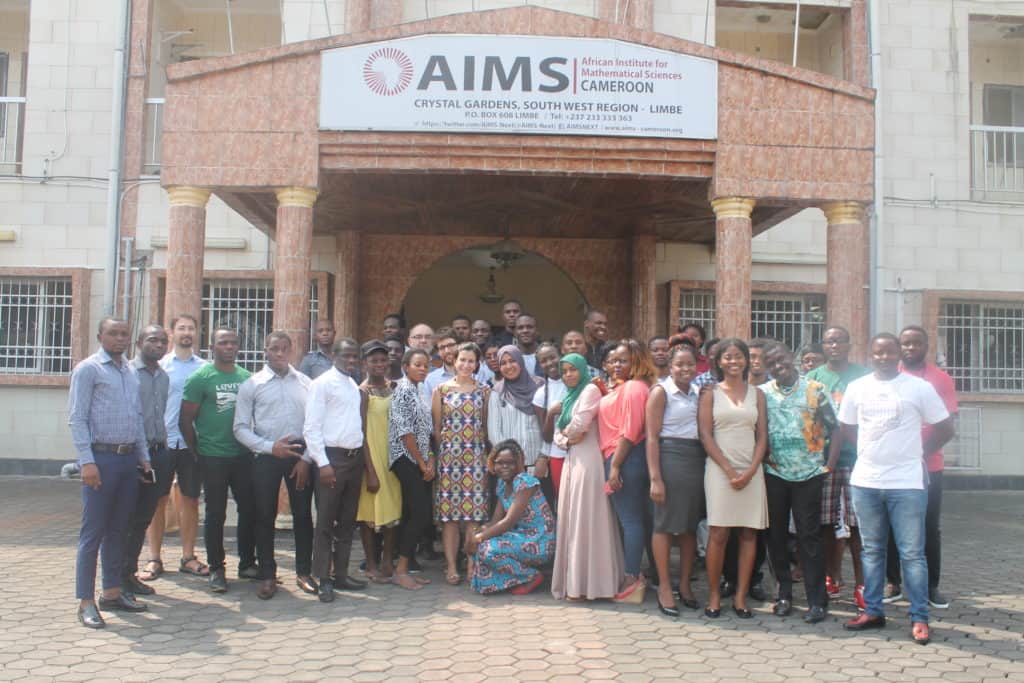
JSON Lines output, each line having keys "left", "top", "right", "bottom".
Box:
{"left": 939, "top": 300, "right": 1024, "bottom": 394}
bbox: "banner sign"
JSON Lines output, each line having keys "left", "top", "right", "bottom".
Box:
{"left": 320, "top": 35, "right": 717, "bottom": 139}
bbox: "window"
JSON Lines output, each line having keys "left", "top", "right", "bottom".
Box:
{"left": 676, "top": 289, "right": 826, "bottom": 350}
{"left": 982, "top": 84, "right": 1024, "bottom": 167}
{"left": 200, "top": 279, "right": 320, "bottom": 372}
{"left": 939, "top": 300, "right": 1024, "bottom": 393}
{"left": 945, "top": 406, "right": 982, "bottom": 470}
{"left": 0, "top": 277, "right": 74, "bottom": 374}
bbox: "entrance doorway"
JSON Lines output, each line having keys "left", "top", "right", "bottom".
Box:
{"left": 401, "top": 247, "right": 588, "bottom": 341}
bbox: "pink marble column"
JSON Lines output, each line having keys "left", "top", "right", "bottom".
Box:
{"left": 844, "top": 0, "right": 870, "bottom": 87}
{"left": 631, "top": 231, "right": 657, "bottom": 343}
{"left": 274, "top": 187, "right": 317, "bottom": 362}
{"left": 823, "top": 202, "right": 869, "bottom": 359}
{"left": 345, "top": 0, "right": 371, "bottom": 33}
{"left": 711, "top": 197, "right": 755, "bottom": 340}
{"left": 334, "top": 230, "right": 360, "bottom": 339}
{"left": 598, "top": 0, "right": 654, "bottom": 29}
{"left": 164, "top": 187, "right": 210, "bottom": 328}
{"left": 370, "top": 0, "right": 403, "bottom": 29}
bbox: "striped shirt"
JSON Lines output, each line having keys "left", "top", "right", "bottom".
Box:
{"left": 68, "top": 349, "right": 149, "bottom": 466}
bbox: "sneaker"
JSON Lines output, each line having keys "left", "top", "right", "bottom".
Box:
{"left": 825, "top": 576, "right": 841, "bottom": 598}
{"left": 928, "top": 588, "right": 950, "bottom": 609}
{"left": 882, "top": 583, "right": 903, "bottom": 604}
{"left": 209, "top": 568, "right": 228, "bottom": 593}
{"left": 854, "top": 584, "right": 866, "bottom": 610}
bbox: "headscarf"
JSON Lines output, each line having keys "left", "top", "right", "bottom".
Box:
{"left": 556, "top": 353, "right": 592, "bottom": 431}
{"left": 493, "top": 345, "right": 542, "bottom": 415}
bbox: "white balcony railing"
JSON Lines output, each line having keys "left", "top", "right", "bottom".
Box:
{"left": 143, "top": 98, "right": 164, "bottom": 174}
{"left": 970, "top": 124, "right": 1024, "bottom": 194}
{"left": 0, "top": 96, "right": 26, "bottom": 171}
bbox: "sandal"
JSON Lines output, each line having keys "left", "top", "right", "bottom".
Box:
{"left": 446, "top": 572, "right": 462, "bottom": 586}
{"left": 179, "top": 556, "right": 210, "bottom": 577}
{"left": 139, "top": 559, "right": 163, "bottom": 582}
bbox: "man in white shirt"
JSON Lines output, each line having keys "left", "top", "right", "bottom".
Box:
{"left": 424, "top": 327, "right": 458, "bottom": 395}
{"left": 531, "top": 343, "right": 567, "bottom": 506}
{"left": 303, "top": 337, "right": 369, "bottom": 601}
{"left": 838, "top": 333, "right": 954, "bottom": 646}
{"left": 233, "top": 331, "right": 314, "bottom": 600}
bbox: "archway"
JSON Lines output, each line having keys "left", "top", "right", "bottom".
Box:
{"left": 401, "top": 247, "right": 588, "bottom": 342}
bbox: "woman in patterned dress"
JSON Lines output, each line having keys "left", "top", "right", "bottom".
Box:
{"left": 467, "top": 439, "right": 555, "bottom": 595}
{"left": 432, "top": 342, "right": 490, "bottom": 585}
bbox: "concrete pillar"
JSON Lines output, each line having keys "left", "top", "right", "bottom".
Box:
{"left": 346, "top": 0, "right": 371, "bottom": 32}
{"left": 711, "top": 197, "right": 755, "bottom": 340}
{"left": 371, "top": 0, "right": 403, "bottom": 29}
{"left": 822, "top": 201, "right": 869, "bottom": 358}
{"left": 598, "top": 0, "right": 654, "bottom": 29}
{"left": 164, "top": 187, "right": 210, "bottom": 328}
{"left": 334, "top": 230, "right": 360, "bottom": 339}
{"left": 274, "top": 187, "right": 318, "bottom": 362}
{"left": 631, "top": 231, "right": 657, "bottom": 343}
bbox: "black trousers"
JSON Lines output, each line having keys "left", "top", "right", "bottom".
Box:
{"left": 312, "top": 449, "right": 364, "bottom": 580}
{"left": 393, "top": 457, "right": 432, "bottom": 561}
{"left": 201, "top": 453, "right": 257, "bottom": 573}
{"left": 887, "top": 470, "right": 943, "bottom": 589}
{"left": 121, "top": 444, "right": 166, "bottom": 580}
{"left": 766, "top": 472, "right": 828, "bottom": 608}
{"left": 724, "top": 529, "right": 767, "bottom": 585}
{"left": 252, "top": 454, "right": 314, "bottom": 580}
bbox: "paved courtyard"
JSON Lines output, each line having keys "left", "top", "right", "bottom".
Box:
{"left": 0, "top": 476, "right": 1021, "bottom": 682}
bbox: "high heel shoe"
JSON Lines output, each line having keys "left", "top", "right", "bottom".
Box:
{"left": 613, "top": 577, "right": 647, "bottom": 604}
{"left": 675, "top": 590, "right": 699, "bottom": 610}
{"left": 733, "top": 604, "right": 753, "bottom": 619}
{"left": 704, "top": 605, "right": 721, "bottom": 618}
{"left": 656, "top": 595, "right": 679, "bottom": 617}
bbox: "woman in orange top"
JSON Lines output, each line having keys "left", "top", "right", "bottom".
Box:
{"left": 597, "top": 339, "right": 659, "bottom": 603}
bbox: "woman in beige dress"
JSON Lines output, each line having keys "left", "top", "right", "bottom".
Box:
{"left": 698, "top": 338, "right": 768, "bottom": 619}
{"left": 550, "top": 353, "right": 625, "bottom": 600}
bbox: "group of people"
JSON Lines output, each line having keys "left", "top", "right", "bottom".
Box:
{"left": 69, "top": 301, "right": 957, "bottom": 648}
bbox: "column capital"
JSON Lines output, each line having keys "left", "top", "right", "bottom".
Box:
{"left": 167, "top": 186, "right": 211, "bottom": 208}
{"left": 710, "top": 197, "right": 756, "bottom": 219}
{"left": 276, "top": 186, "right": 318, "bottom": 208}
{"left": 821, "top": 201, "right": 866, "bottom": 225}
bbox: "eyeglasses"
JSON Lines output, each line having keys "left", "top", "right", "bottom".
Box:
{"left": 410, "top": 334, "right": 432, "bottom": 340}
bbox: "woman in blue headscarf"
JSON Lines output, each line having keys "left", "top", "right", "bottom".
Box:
{"left": 550, "top": 353, "right": 625, "bottom": 601}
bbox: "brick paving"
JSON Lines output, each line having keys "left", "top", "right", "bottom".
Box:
{"left": 0, "top": 476, "right": 1022, "bottom": 682}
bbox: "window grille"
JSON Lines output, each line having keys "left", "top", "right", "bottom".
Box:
{"left": 0, "top": 277, "right": 73, "bottom": 374}
{"left": 945, "top": 406, "right": 982, "bottom": 470}
{"left": 676, "top": 290, "right": 826, "bottom": 350}
{"left": 200, "top": 279, "right": 320, "bottom": 373}
{"left": 939, "top": 300, "right": 1024, "bottom": 393}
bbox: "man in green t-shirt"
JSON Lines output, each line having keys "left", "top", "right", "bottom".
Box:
{"left": 807, "top": 325, "right": 871, "bottom": 605}
{"left": 180, "top": 328, "right": 254, "bottom": 593}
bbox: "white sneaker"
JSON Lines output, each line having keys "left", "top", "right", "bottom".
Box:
{"left": 882, "top": 583, "right": 903, "bottom": 604}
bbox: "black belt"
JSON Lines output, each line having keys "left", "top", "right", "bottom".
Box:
{"left": 325, "top": 446, "right": 362, "bottom": 458}
{"left": 92, "top": 442, "right": 135, "bottom": 455}
{"left": 660, "top": 437, "right": 703, "bottom": 446}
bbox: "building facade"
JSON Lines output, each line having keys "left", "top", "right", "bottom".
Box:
{"left": 0, "top": 0, "right": 1020, "bottom": 479}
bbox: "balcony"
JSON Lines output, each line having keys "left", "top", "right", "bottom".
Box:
{"left": 0, "top": 96, "right": 25, "bottom": 173}
{"left": 970, "top": 125, "right": 1024, "bottom": 197}
{"left": 143, "top": 98, "right": 163, "bottom": 174}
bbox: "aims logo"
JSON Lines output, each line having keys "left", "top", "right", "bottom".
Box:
{"left": 363, "top": 47, "right": 414, "bottom": 96}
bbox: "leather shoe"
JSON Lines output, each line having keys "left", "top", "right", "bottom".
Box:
{"left": 733, "top": 605, "right": 753, "bottom": 619}
{"left": 844, "top": 613, "right": 886, "bottom": 631}
{"left": 123, "top": 575, "right": 155, "bottom": 596}
{"left": 318, "top": 579, "right": 335, "bottom": 603}
{"left": 720, "top": 580, "right": 736, "bottom": 598}
{"left": 748, "top": 581, "right": 769, "bottom": 602}
{"left": 296, "top": 575, "right": 319, "bottom": 595}
{"left": 256, "top": 579, "right": 277, "bottom": 600}
{"left": 335, "top": 575, "right": 368, "bottom": 590}
{"left": 773, "top": 599, "right": 792, "bottom": 617}
{"left": 209, "top": 568, "right": 228, "bottom": 593}
{"left": 77, "top": 603, "right": 105, "bottom": 629}
{"left": 804, "top": 606, "right": 828, "bottom": 624}
{"left": 98, "top": 592, "right": 147, "bottom": 612}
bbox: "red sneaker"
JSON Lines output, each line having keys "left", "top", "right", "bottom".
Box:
{"left": 854, "top": 584, "right": 866, "bottom": 610}
{"left": 843, "top": 613, "right": 886, "bottom": 631}
{"left": 826, "top": 576, "right": 841, "bottom": 597}
{"left": 510, "top": 573, "right": 544, "bottom": 595}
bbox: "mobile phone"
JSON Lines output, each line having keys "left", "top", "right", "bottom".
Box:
{"left": 138, "top": 467, "right": 156, "bottom": 484}
{"left": 288, "top": 438, "right": 307, "bottom": 456}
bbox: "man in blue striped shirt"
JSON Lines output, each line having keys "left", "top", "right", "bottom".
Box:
{"left": 68, "top": 317, "right": 152, "bottom": 628}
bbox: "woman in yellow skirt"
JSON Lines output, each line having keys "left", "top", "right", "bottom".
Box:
{"left": 356, "top": 341, "right": 403, "bottom": 583}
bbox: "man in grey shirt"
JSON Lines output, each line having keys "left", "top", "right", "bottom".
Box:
{"left": 233, "top": 331, "right": 315, "bottom": 599}
{"left": 121, "top": 325, "right": 169, "bottom": 598}
{"left": 69, "top": 318, "right": 152, "bottom": 628}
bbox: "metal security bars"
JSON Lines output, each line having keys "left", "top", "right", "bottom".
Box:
{"left": 970, "top": 125, "right": 1024, "bottom": 193}
{"left": 200, "top": 279, "right": 320, "bottom": 373}
{"left": 0, "top": 278, "right": 73, "bottom": 374}
{"left": 676, "top": 290, "right": 826, "bottom": 351}
{"left": 945, "top": 406, "right": 982, "bottom": 470}
{"left": 939, "top": 300, "right": 1024, "bottom": 393}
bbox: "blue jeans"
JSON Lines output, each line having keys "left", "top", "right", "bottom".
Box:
{"left": 604, "top": 442, "right": 652, "bottom": 577}
{"left": 852, "top": 486, "right": 929, "bottom": 624}
{"left": 76, "top": 451, "right": 139, "bottom": 600}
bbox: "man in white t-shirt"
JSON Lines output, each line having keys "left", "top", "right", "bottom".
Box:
{"left": 838, "top": 333, "right": 954, "bottom": 646}
{"left": 531, "top": 344, "right": 567, "bottom": 507}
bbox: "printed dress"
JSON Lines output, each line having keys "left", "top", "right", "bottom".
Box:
{"left": 435, "top": 384, "right": 490, "bottom": 522}
{"left": 471, "top": 473, "right": 556, "bottom": 594}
